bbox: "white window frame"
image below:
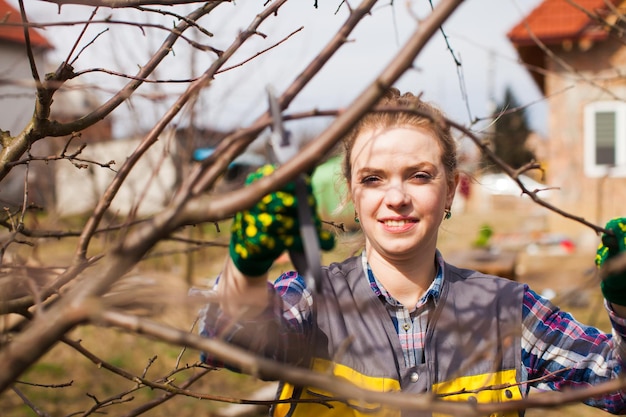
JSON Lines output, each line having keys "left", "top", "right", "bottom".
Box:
{"left": 583, "top": 101, "right": 626, "bottom": 177}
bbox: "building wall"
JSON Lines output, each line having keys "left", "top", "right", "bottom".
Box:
{"left": 55, "top": 133, "right": 178, "bottom": 217}
{"left": 0, "top": 42, "right": 45, "bottom": 136}
{"left": 544, "top": 37, "right": 626, "bottom": 243}
{"left": 0, "top": 42, "right": 51, "bottom": 208}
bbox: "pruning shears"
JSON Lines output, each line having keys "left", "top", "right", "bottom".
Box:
{"left": 267, "top": 86, "right": 322, "bottom": 293}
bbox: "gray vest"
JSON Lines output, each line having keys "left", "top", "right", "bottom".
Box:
{"left": 274, "top": 255, "right": 525, "bottom": 417}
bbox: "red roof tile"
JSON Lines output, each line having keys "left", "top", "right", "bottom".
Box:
{"left": 0, "top": 0, "right": 52, "bottom": 49}
{"left": 508, "top": 0, "right": 621, "bottom": 46}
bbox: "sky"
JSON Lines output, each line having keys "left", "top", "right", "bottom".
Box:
{"left": 12, "top": 0, "right": 546, "bottom": 139}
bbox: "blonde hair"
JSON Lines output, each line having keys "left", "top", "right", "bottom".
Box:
{"left": 342, "top": 88, "right": 458, "bottom": 186}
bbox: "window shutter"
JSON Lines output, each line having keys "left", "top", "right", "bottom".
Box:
{"left": 594, "top": 110, "right": 616, "bottom": 166}
{"left": 584, "top": 101, "right": 626, "bottom": 177}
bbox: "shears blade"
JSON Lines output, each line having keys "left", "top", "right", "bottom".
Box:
{"left": 266, "top": 86, "right": 322, "bottom": 293}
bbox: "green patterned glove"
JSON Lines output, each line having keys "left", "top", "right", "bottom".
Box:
{"left": 229, "top": 165, "right": 335, "bottom": 277}
{"left": 596, "top": 217, "right": 626, "bottom": 305}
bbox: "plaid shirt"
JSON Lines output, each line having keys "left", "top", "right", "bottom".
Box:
{"left": 201, "top": 251, "right": 626, "bottom": 413}
{"left": 364, "top": 252, "right": 443, "bottom": 368}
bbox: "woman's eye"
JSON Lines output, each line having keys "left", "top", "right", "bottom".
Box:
{"left": 360, "top": 175, "right": 380, "bottom": 185}
{"left": 412, "top": 172, "right": 433, "bottom": 181}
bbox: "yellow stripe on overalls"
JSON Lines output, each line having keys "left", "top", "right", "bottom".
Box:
{"left": 276, "top": 362, "right": 521, "bottom": 417}
{"left": 433, "top": 369, "right": 522, "bottom": 417}
{"left": 275, "top": 358, "right": 401, "bottom": 417}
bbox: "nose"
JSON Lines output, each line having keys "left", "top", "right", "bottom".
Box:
{"left": 384, "top": 183, "right": 410, "bottom": 208}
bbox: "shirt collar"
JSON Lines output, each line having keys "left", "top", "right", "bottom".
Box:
{"left": 361, "top": 250, "right": 445, "bottom": 309}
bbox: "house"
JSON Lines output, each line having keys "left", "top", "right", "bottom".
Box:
{"left": 0, "top": 0, "right": 114, "bottom": 210}
{"left": 0, "top": 0, "right": 52, "bottom": 135}
{"left": 0, "top": 0, "right": 54, "bottom": 208}
{"left": 508, "top": 0, "right": 626, "bottom": 243}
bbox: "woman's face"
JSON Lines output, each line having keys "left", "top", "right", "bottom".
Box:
{"left": 349, "top": 126, "right": 457, "bottom": 261}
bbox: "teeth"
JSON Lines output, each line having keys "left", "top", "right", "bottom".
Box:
{"left": 384, "top": 220, "right": 409, "bottom": 227}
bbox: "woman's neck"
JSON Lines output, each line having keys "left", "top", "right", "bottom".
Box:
{"left": 366, "top": 248, "right": 437, "bottom": 309}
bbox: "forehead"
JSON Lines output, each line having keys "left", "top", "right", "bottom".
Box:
{"left": 350, "top": 126, "right": 443, "bottom": 169}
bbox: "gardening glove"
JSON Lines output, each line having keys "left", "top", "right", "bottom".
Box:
{"left": 229, "top": 164, "right": 335, "bottom": 277}
{"left": 596, "top": 217, "right": 626, "bottom": 305}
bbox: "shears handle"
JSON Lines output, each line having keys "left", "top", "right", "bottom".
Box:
{"left": 290, "top": 176, "right": 322, "bottom": 293}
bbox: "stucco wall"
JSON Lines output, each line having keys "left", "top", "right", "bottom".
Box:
{"left": 0, "top": 42, "right": 45, "bottom": 135}
{"left": 55, "top": 134, "right": 178, "bottom": 217}
{"left": 0, "top": 42, "right": 50, "bottom": 207}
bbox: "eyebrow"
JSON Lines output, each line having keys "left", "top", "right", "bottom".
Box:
{"left": 354, "top": 166, "right": 384, "bottom": 177}
{"left": 355, "top": 162, "right": 438, "bottom": 175}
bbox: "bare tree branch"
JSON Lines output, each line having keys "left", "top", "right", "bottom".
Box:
{"left": 1, "top": 0, "right": 624, "bottom": 415}
{"left": 0, "top": 2, "right": 222, "bottom": 181}
{"left": 39, "top": 0, "right": 225, "bottom": 7}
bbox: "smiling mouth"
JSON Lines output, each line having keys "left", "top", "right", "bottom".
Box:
{"left": 382, "top": 219, "right": 416, "bottom": 227}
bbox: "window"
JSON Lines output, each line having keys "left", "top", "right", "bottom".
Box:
{"left": 584, "top": 101, "right": 626, "bottom": 177}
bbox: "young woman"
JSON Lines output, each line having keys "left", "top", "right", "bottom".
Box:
{"left": 200, "top": 88, "right": 626, "bottom": 416}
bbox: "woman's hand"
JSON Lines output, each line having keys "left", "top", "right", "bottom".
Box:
{"left": 229, "top": 164, "right": 335, "bottom": 278}
{"left": 596, "top": 218, "right": 626, "bottom": 310}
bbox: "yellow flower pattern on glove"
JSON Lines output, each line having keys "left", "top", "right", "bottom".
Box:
{"left": 229, "top": 165, "right": 335, "bottom": 277}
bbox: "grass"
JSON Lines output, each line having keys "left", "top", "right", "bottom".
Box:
{"left": 5, "top": 324, "right": 269, "bottom": 417}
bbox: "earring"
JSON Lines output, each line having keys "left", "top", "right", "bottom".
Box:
{"left": 354, "top": 211, "right": 360, "bottom": 223}
{"left": 444, "top": 208, "right": 452, "bottom": 220}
